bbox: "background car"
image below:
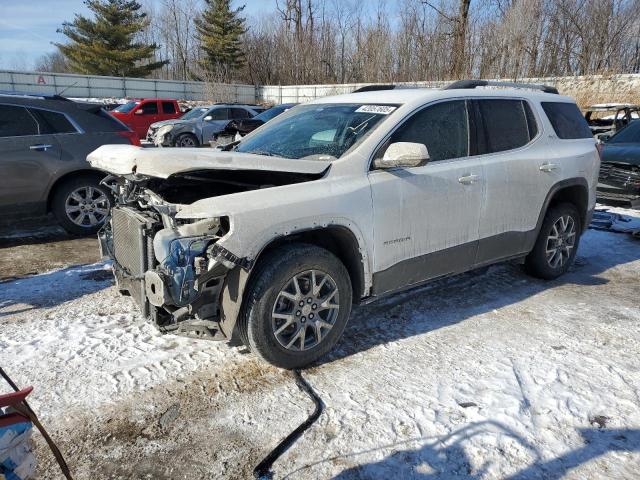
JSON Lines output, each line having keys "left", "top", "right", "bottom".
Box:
{"left": 598, "top": 120, "right": 640, "bottom": 206}
{"left": 0, "top": 92, "right": 139, "bottom": 234}
{"left": 211, "top": 103, "right": 297, "bottom": 145}
{"left": 584, "top": 103, "right": 640, "bottom": 140}
{"left": 110, "top": 98, "right": 182, "bottom": 138}
{"left": 148, "top": 104, "right": 264, "bottom": 147}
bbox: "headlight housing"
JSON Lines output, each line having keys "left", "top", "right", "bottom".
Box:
{"left": 157, "top": 124, "right": 174, "bottom": 138}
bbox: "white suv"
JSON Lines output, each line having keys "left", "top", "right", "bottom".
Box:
{"left": 90, "top": 80, "right": 599, "bottom": 368}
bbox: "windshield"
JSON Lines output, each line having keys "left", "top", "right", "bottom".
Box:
{"left": 609, "top": 121, "right": 640, "bottom": 144}
{"left": 235, "top": 103, "right": 398, "bottom": 160}
{"left": 113, "top": 101, "right": 139, "bottom": 113}
{"left": 180, "top": 107, "right": 210, "bottom": 120}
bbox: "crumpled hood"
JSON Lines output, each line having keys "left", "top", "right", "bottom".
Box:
{"left": 150, "top": 118, "right": 190, "bottom": 129}
{"left": 87, "top": 144, "right": 330, "bottom": 178}
{"left": 601, "top": 143, "right": 640, "bottom": 165}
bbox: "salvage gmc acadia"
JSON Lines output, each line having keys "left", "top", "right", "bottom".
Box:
{"left": 89, "top": 80, "right": 600, "bottom": 369}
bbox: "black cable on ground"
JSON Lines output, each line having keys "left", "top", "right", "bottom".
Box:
{"left": 253, "top": 369, "right": 324, "bottom": 479}
{"left": 0, "top": 366, "right": 74, "bottom": 480}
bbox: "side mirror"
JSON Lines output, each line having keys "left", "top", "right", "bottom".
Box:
{"left": 204, "top": 115, "right": 213, "bottom": 121}
{"left": 134, "top": 109, "right": 144, "bottom": 115}
{"left": 374, "top": 142, "right": 429, "bottom": 169}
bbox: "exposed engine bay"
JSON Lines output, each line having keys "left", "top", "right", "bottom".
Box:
{"left": 99, "top": 167, "right": 325, "bottom": 340}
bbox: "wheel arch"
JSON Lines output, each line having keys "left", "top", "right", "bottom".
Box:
{"left": 218, "top": 225, "right": 368, "bottom": 343}
{"left": 253, "top": 225, "right": 367, "bottom": 302}
{"left": 46, "top": 169, "right": 106, "bottom": 212}
{"left": 538, "top": 178, "right": 590, "bottom": 234}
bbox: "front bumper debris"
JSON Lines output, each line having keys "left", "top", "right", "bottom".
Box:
{"left": 100, "top": 206, "right": 237, "bottom": 340}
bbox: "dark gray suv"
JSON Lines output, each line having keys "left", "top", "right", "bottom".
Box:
{"left": 0, "top": 93, "right": 139, "bottom": 234}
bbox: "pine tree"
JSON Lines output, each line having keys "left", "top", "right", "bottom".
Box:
{"left": 195, "top": 0, "right": 247, "bottom": 82}
{"left": 55, "top": 0, "right": 167, "bottom": 77}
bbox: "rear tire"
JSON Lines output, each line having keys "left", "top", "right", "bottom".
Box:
{"left": 238, "top": 244, "right": 352, "bottom": 369}
{"left": 174, "top": 133, "right": 199, "bottom": 148}
{"left": 525, "top": 203, "right": 581, "bottom": 280}
{"left": 51, "top": 175, "right": 111, "bottom": 235}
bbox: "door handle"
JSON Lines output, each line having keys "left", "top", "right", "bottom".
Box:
{"left": 458, "top": 174, "right": 479, "bottom": 185}
{"left": 539, "top": 162, "right": 559, "bottom": 172}
{"left": 29, "top": 144, "right": 53, "bottom": 151}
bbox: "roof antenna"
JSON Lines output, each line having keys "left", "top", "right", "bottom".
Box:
{"left": 56, "top": 81, "right": 79, "bottom": 98}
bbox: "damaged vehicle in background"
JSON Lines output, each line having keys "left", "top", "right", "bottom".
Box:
{"left": 598, "top": 120, "right": 640, "bottom": 207}
{"left": 210, "top": 103, "right": 297, "bottom": 146}
{"left": 90, "top": 80, "right": 598, "bottom": 369}
{"left": 147, "top": 104, "right": 264, "bottom": 147}
{"left": 584, "top": 103, "right": 640, "bottom": 140}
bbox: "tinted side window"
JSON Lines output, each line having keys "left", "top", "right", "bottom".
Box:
{"left": 541, "top": 102, "right": 592, "bottom": 139}
{"left": 230, "top": 108, "right": 251, "bottom": 119}
{"left": 0, "top": 105, "right": 39, "bottom": 137}
{"left": 478, "top": 99, "right": 533, "bottom": 153}
{"left": 29, "top": 109, "right": 77, "bottom": 134}
{"left": 208, "top": 108, "right": 229, "bottom": 120}
{"left": 385, "top": 100, "right": 469, "bottom": 162}
{"left": 162, "top": 101, "right": 176, "bottom": 114}
{"left": 140, "top": 102, "right": 158, "bottom": 114}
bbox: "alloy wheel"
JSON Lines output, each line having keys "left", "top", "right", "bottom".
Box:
{"left": 178, "top": 135, "right": 196, "bottom": 147}
{"left": 545, "top": 214, "right": 576, "bottom": 269}
{"left": 65, "top": 186, "right": 110, "bottom": 228}
{"left": 271, "top": 269, "right": 340, "bottom": 351}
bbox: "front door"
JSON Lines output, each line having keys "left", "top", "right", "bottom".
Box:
{"left": 368, "top": 99, "right": 485, "bottom": 295}
{"left": 132, "top": 101, "right": 160, "bottom": 137}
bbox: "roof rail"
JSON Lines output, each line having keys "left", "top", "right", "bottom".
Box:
{"left": 0, "top": 90, "right": 72, "bottom": 101}
{"left": 444, "top": 80, "right": 559, "bottom": 95}
{"left": 352, "top": 85, "right": 398, "bottom": 93}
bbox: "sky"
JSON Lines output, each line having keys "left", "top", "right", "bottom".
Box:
{"left": 0, "top": 0, "right": 281, "bottom": 70}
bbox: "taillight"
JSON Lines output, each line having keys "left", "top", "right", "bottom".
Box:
{"left": 595, "top": 142, "right": 603, "bottom": 160}
{"left": 118, "top": 130, "right": 141, "bottom": 146}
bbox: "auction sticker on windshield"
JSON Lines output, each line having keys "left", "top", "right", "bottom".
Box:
{"left": 355, "top": 105, "right": 397, "bottom": 114}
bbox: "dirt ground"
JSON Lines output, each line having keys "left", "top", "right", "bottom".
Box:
{"left": 0, "top": 215, "right": 100, "bottom": 282}
{"left": 1, "top": 207, "right": 639, "bottom": 479}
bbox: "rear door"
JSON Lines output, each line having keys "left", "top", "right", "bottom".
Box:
{"left": 0, "top": 104, "right": 62, "bottom": 215}
{"left": 368, "top": 99, "right": 486, "bottom": 295}
{"left": 473, "top": 98, "right": 546, "bottom": 264}
{"left": 161, "top": 101, "right": 178, "bottom": 121}
{"left": 230, "top": 107, "right": 252, "bottom": 120}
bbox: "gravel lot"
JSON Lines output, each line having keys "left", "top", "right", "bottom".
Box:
{"left": 1, "top": 207, "right": 639, "bottom": 479}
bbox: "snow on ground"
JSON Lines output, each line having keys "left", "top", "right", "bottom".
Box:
{"left": 1, "top": 207, "right": 639, "bottom": 479}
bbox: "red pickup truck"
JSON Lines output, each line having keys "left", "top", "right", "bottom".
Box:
{"left": 110, "top": 99, "right": 182, "bottom": 139}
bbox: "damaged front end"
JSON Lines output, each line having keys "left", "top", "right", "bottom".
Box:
{"left": 99, "top": 177, "right": 241, "bottom": 340}
{"left": 90, "top": 144, "right": 330, "bottom": 340}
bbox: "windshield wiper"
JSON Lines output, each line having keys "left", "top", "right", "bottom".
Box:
{"left": 246, "top": 150, "right": 276, "bottom": 157}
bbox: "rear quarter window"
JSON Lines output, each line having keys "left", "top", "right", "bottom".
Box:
{"left": 541, "top": 102, "right": 592, "bottom": 139}
{"left": 29, "top": 108, "right": 77, "bottom": 134}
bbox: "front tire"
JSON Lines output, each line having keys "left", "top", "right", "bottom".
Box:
{"left": 51, "top": 175, "right": 111, "bottom": 235}
{"left": 174, "top": 133, "right": 199, "bottom": 148}
{"left": 525, "top": 203, "right": 581, "bottom": 280}
{"left": 239, "top": 244, "right": 353, "bottom": 369}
